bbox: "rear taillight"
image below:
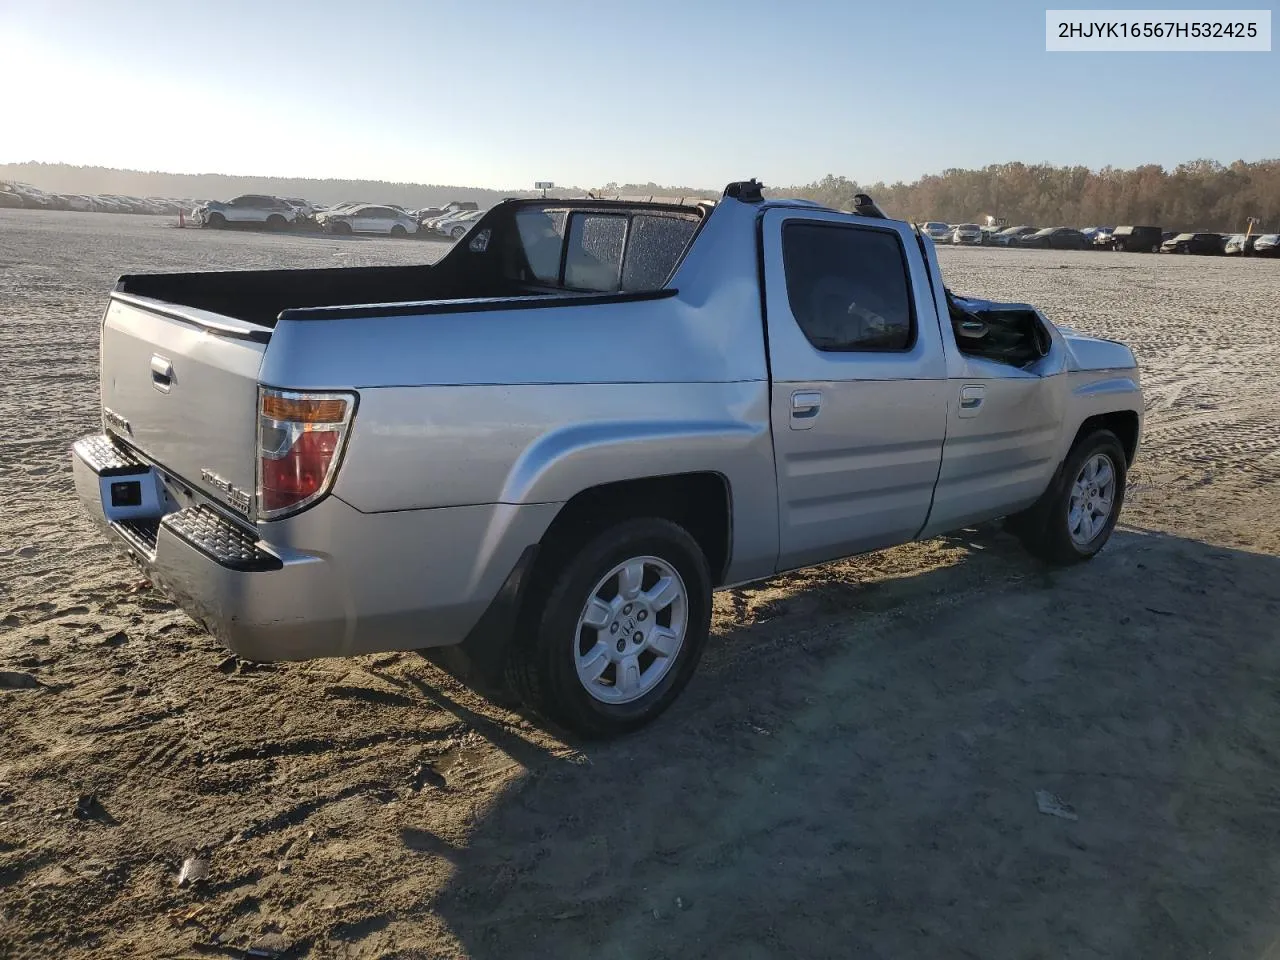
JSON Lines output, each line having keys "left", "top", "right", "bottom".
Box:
{"left": 257, "top": 387, "right": 356, "bottom": 519}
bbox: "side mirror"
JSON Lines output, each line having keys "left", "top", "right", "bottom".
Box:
{"left": 955, "top": 319, "right": 988, "bottom": 340}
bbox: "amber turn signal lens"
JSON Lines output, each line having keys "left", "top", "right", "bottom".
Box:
{"left": 260, "top": 394, "right": 347, "bottom": 423}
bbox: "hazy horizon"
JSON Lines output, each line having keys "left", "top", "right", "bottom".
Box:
{"left": 5, "top": 0, "right": 1276, "bottom": 190}
{"left": 7, "top": 154, "right": 1277, "bottom": 200}
{"left": 8, "top": 158, "right": 1277, "bottom": 234}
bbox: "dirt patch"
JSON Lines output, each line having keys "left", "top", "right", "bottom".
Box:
{"left": 2, "top": 212, "right": 1280, "bottom": 958}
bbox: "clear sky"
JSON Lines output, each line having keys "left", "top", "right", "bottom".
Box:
{"left": 3, "top": 0, "right": 1276, "bottom": 188}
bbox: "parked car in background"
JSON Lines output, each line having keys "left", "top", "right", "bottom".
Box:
{"left": 2, "top": 181, "right": 54, "bottom": 208}
{"left": 919, "top": 221, "right": 951, "bottom": 242}
{"left": 951, "top": 223, "right": 983, "bottom": 245}
{"left": 433, "top": 209, "right": 484, "bottom": 239}
{"left": 285, "top": 198, "right": 319, "bottom": 220}
{"left": 1109, "top": 225, "right": 1164, "bottom": 253}
{"left": 322, "top": 202, "right": 364, "bottom": 215}
{"left": 992, "top": 225, "right": 1037, "bottom": 246}
{"left": 71, "top": 182, "right": 1143, "bottom": 737}
{"left": 1224, "top": 234, "right": 1268, "bottom": 256}
{"left": 1252, "top": 234, "right": 1279, "bottom": 257}
{"left": 194, "top": 195, "right": 299, "bottom": 230}
{"left": 1161, "top": 232, "right": 1223, "bottom": 255}
{"left": 418, "top": 212, "right": 449, "bottom": 232}
{"left": 316, "top": 204, "right": 420, "bottom": 237}
{"left": 1089, "top": 227, "right": 1116, "bottom": 248}
{"left": 1018, "top": 227, "right": 1089, "bottom": 250}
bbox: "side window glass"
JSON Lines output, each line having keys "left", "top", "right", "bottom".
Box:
{"left": 565, "top": 214, "right": 626, "bottom": 292}
{"left": 781, "top": 222, "right": 915, "bottom": 352}
{"left": 514, "top": 209, "right": 568, "bottom": 284}
{"left": 621, "top": 215, "right": 698, "bottom": 290}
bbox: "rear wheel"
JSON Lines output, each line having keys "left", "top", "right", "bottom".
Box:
{"left": 390, "top": 224, "right": 407, "bottom": 238}
{"left": 1011, "top": 430, "right": 1127, "bottom": 565}
{"left": 509, "top": 518, "right": 712, "bottom": 738}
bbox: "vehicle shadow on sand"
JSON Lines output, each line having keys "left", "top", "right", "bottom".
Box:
{"left": 405, "top": 526, "right": 1280, "bottom": 960}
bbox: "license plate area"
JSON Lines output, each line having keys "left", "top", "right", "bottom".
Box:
{"left": 99, "top": 466, "right": 171, "bottom": 523}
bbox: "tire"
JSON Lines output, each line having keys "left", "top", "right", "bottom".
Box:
{"left": 450, "top": 225, "right": 467, "bottom": 240}
{"left": 390, "top": 224, "right": 407, "bottom": 238}
{"left": 206, "top": 212, "right": 226, "bottom": 229}
{"left": 1012, "top": 429, "right": 1127, "bottom": 566}
{"left": 266, "top": 214, "right": 287, "bottom": 231}
{"left": 1151, "top": 244, "right": 1160, "bottom": 254}
{"left": 509, "top": 517, "right": 712, "bottom": 738}
{"left": 332, "top": 221, "right": 352, "bottom": 236}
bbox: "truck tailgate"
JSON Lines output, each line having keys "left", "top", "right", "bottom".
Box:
{"left": 100, "top": 293, "right": 268, "bottom": 518}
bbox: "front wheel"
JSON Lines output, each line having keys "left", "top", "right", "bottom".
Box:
{"left": 510, "top": 518, "right": 712, "bottom": 738}
{"left": 390, "top": 224, "right": 407, "bottom": 237}
{"left": 205, "top": 212, "right": 226, "bottom": 229}
{"left": 266, "top": 214, "right": 288, "bottom": 231}
{"left": 1012, "top": 429, "right": 1127, "bottom": 565}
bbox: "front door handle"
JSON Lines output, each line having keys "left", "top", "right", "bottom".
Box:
{"left": 958, "top": 383, "right": 984, "bottom": 418}
{"left": 791, "top": 390, "right": 822, "bottom": 429}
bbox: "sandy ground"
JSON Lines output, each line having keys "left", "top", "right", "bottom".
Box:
{"left": 2, "top": 210, "right": 1280, "bottom": 959}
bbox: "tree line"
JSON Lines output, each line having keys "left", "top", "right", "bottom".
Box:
{"left": 6, "top": 159, "right": 1278, "bottom": 232}
{"left": 779, "top": 160, "right": 1280, "bottom": 232}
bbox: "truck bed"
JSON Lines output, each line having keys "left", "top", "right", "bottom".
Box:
{"left": 117, "top": 263, "right": 469, "bottom": 329}
{"left": 116, "top": 198, "right": 708, "bottom": 328}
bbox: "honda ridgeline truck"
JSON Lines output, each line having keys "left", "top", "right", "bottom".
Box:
{"left": 72, "top": 180, "right": 1142, "bottom": 737}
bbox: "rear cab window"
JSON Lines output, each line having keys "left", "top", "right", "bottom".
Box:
{"left": 510, "top": 205, "right": 701, "bottom": 293}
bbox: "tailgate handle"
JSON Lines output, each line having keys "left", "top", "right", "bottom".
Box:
{"left": 150, "top": 355, "right": 174, "bottom": 393}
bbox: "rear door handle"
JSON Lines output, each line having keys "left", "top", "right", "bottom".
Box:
{"left": 150, "top": 355, "right": 174, "bottom": 393}
{"left": 958, "top": 383, "right": 984, "bottom": 418}
{"left": 790, "top": 390, "right": 822, "bottom": 429}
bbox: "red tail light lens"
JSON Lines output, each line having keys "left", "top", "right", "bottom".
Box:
{"left": 257, "top": 388, "right": 356, "bottom": 519}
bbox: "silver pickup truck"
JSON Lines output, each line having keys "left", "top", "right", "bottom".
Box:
{"left": 72, "top": 180, "right": 1142, "bottom": 737}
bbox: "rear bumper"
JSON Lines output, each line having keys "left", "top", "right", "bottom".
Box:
{"left": 72, "top": 434, "right": 558, "bottom": 662}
